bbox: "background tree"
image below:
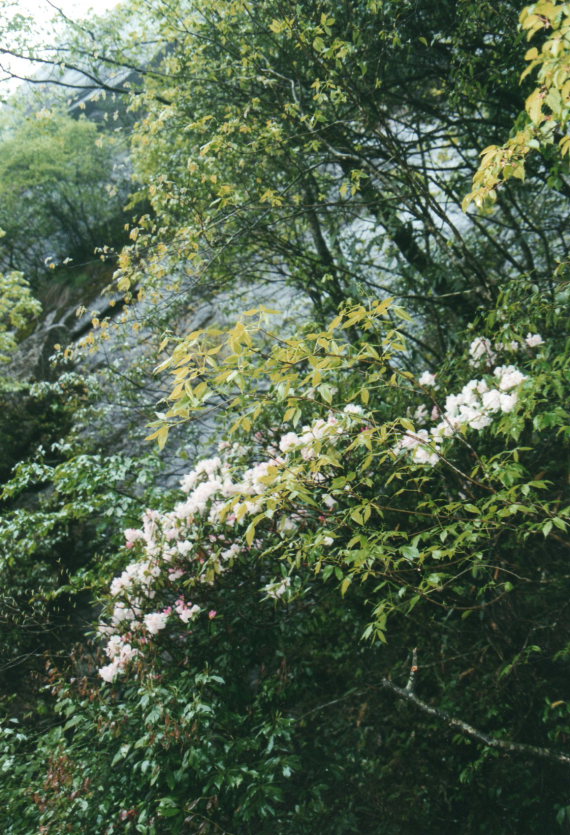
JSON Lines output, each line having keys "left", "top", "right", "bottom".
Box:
{"left": 0, "top": 110, "right": 131, "bottom": 289}
{"left": 119, "top": 0, "right": 566, "bottom": 352}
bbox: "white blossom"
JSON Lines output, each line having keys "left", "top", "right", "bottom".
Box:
{"left": 418, "top": 371, "right": 437, "bottom": 387}
{"left": 481, "top": 389, "right": 502, "bottom": 412}
{"left": 525, "top": 333, "right": 544, "bottom": 348}
{"left": 144, "top": 611, "right": 169, "bottom": 634}
{"left": 469, "top": 336, "right": 496, "bottom": 364}
{"left": 263, "top": 577, "right": 292, "bottom": 599}
{"left": 414, "top": 404, "right": 429, "bottom": 424}
{"left": 494, "top": 365, "right": 527, "bottom": 391}
{"left": 343, "top": 403, "right": 365, "bottom": 415}
{"left": 499, "top": 392, "right": 518, "bottom": 413}
{"left": 221, "top": 543, "right": 242, "bottom": 561}
{"left": 279, "top": 432, "right": 300, "bottom": 453}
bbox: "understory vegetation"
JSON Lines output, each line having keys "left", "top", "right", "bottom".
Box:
{"left": 1, "top": 0, "right": 570, "bottom": 832}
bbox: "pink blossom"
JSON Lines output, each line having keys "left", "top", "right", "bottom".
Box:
{"left": 175, "top": 600, "right": 201, "bottom": 624}
{"left": 99, "top": 659, "right": 121, "bottom": 683}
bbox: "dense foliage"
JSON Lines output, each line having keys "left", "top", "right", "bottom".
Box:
{"left": 1, "top": 0, "right": 570, "bottom": 833}
{"left": 0, "top": 266, "right": 40, "bottom": 373}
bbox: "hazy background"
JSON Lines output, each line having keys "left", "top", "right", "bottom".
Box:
{"left": 1, "top": 0, "right": 120, "bottom": 91}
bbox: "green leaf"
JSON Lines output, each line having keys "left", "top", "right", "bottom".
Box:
{"left": 400, "top": 545, "right": 420, "bottom": 561}
{"left": 542, "top": 520, "right": 553, "bottom": 537}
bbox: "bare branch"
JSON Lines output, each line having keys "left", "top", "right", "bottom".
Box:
{"left": 380, "top": 677, "right": 570, "bottom": 768}
{"left": 0, "top": 47, "right": 172, "bottom": 104}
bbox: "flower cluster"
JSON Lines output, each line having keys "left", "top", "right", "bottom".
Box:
{"left": 97, "top": 408, "right": 364, "bottom": 682}
{"left": 278, "top": 411, "right": 347, "bottom": 457}
{"left": 468, "top": 332, "right": 543, "bottom": 366}
{"left": 396, "top": 341, "right": 539, "bottom": 465}
{"left": 99, "top": 635, "right": 140, "bottom": 683}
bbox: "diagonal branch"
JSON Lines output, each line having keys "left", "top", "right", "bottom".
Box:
{"left": 380, "top": 676, "right": 570, "bottom": 768}
{"left": 0, "top": 48, "right": 172, "bottom": 105}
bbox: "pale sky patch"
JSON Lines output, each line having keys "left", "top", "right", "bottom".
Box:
{"left": 1, "top": 0, "right": 121, "bottom": 92}
{"left": 13, "top": 0, "right": 119, "bottom": 26}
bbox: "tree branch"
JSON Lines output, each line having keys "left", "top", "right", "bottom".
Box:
{"left": 0, "top": 48, "right": 172, "bottom": 105}
{"left": 380, "top": 676, "right": 570, "bottom": 768}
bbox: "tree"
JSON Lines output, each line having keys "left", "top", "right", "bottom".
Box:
{"left": 119, "top": 0, "right": 564, "bottom": 347}
{"left": 0, "top": 111, "right": 131, "bottom": 287}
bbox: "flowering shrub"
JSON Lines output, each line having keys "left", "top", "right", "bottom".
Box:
{"left": 5, "top": 287, "right": 570, "bottom": 834}
{"left": 99, "top": 298, "right": 553, "bottom": 679}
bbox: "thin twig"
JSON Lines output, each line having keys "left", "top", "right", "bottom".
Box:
{"left": 406, "top": 647, "right": 418, "bottom": 692}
